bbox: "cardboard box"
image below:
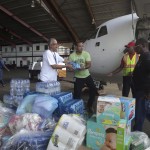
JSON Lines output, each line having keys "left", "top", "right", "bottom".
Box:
{"left": 104, "top": 95, "right": 135, "bottom": 123}
{"left": 96, "top": 96, "right": 121, "bottom": 125}
{"left": 58, "top": 69, "right": 66, "bottom": 78}
{"left": 119, "top": 97, "right": 135, "bottom": 123}
{"left": 87, "top": 115, "right": 117, "bottom": 150}
{"left": 116, "top": 119, "right": 127, "bottom": 150}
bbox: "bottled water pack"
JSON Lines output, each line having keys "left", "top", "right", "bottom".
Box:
{"left": 3, "top": 94, "right": 17, "bottom": 110}
{"left": 36, "top": 81, "right": 61, "bottom": 95}
{"left": 10, "top": 79, "right": 30, "bottom": 105}
{"left": 52, "top": 92, "right": 84, "bottom": 117}
{"left": 10, "top": 79, "right": 30, "bottom": 96}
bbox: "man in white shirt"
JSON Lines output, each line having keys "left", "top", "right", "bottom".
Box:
{"left": 40, "top": 38, "right": 71, "bottom": 82}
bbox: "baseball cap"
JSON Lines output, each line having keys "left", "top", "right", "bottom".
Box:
{"left": 125, "top": 41, "right": 135, "bottom": 48}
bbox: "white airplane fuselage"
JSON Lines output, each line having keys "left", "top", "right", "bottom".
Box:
{"left": 84, "top": 14, "right": 139, "bottom": 82}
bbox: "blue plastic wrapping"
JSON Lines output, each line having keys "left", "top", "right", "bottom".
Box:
{"left": 0, "top": 106, "right": 15, "bottom": 129}
{"left": 3, "top": 95, "right": 17, "bottom": 110}
{"left": 63, "top": 99, "right": 84, "bottom": 114}
{"left": 16, "top": 94, "right": 38, "bottom": 114}
{"left": 53, "top": 98, "right": 85, "bottom": 121}
{"left": 32, "top": 95, "right": 58, "bottom": 119}
{"left": 52, "top": 92, "right": 73, "bottom": 104}
{"left": 52, "top": 92, "right": 73, "bottom": 118}
{"left": 1, "top": 129, "right": 53, "bottom": 150}
{"left": 68, "top": 62, "right": 81, "bottom": 69}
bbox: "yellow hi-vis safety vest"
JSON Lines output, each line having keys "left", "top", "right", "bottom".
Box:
{"left": 123, "top": 53, "right": 139, "bottom": 76}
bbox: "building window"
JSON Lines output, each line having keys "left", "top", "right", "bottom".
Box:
{"left": 11, "top": 47, "right": 14, "bottom": 52}
{"left": 27, "top": 60, "right": 30, "bottom": 66}
{"left": 5, "top": 48, "right": 7, "bottom": 52}
{"left": 36, "top": 45, "right": 40, "bottom": 51}
{"left": 44, "top": 45, "right": 48, "bottom": 50}
{"left": 19, "top": 47, "right": 23, "bottom": 52}
{"left": 26, "top": 46, "right": 30, "bottom": 51}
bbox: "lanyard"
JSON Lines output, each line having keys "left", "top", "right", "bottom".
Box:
{"left": 52, "top": 52, "right": 57, "bottom": 64}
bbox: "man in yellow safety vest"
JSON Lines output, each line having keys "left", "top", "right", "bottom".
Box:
{"left": 108, "top": 41, "right": 139, "bottom": 97}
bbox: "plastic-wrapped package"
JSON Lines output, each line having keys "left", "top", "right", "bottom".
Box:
{"left": 62, "top": 99, "right": 84, "bottom": 114}
{"left": 1, "top": 129, "right": 53, "bottom": 150}
{"left": 0, "top": 106, "right": 14, "bottom": 145}
{"left": 47, "top": 114, "right": 86, "bottom": 150}
{"left": 36, "top": 81, "right": 61, "bottom": 95}
{"left": 52, "top": 92, "right": 73, "bottom": 117}
{"left": 0, "top": 126, "right": 12, "bottom": 147}
{"left": 8, "top": 113, "right": 43, "bottom": 134}
{"left": 38, "top": 118, "right": 57, "bottom": 131}
{"left": 53, "top": 99, "right": 84, "bottom": 122}
{"left": 0, "top": 101, "right": 4, "bottom": 106}
{"left": 52, "top": 92, "right": 73, "bottom": 104}
{"left": 130, "top": 131, "right": 150, "bottom": 149}
{"left": 0, "top": 135, "right": 11, "bottom": 148}
{"left": 3, "top": 95, "right": 17, "bottom": 110}
{"left": 23, "top": 91, "right": 42, "bottom": 98}
{"left": 32, "top": 95, "right": 58, "bottom": 119}
{"left": 68, "top": 62, "right": 81, "bottom": 70}
{"left": 16, "top": 94, "right": 39, "bottom": 114}
{"left": 52, "top": 92, "right": 86, "bottom": 119}
{"left": 0, "top": 106, "right": 15, "bottom": 129}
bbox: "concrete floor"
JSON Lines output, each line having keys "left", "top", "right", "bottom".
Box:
{"left": 0, "top": 68, "right": 150, "bottom": 140}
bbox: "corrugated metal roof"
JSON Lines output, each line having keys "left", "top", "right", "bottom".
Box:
{"left": 0, "top": 0, "right": 131, "bottom": 46}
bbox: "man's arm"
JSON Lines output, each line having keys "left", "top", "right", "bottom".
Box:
{"left": 107, "top": 58, "right": 124, "bottom": 76}
{"left": 84, "top": 61, "right": 91, "bottom": 69}
{"left": 111, "top": 63, "right": 124, "bottom": 75}
{"left": 51, "top": 64, "right": 72, "bottom": 70}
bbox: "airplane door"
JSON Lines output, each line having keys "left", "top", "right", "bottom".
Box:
{"left": 95, "top": 25, "right": 108, "bottom": 52}
{"left": 91, "top": 25, "right": 111, "bottom": 74}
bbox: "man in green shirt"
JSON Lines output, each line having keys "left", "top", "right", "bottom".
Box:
{"left": 69, "top": 42, "right": 96, "bottom": 113}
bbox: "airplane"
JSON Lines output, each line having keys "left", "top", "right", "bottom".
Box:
{"left": 84, "top": 0, "right": 150, "bottom": 87}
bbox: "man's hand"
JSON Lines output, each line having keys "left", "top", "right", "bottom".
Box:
{"left": 64, "top": 58, "right": 70, "bottom": 64}
{"left": 78, "top": 65, "right": 85, "bottom": 70}
{"left": 66, "top": 64, "right": 74, "bottom": 71}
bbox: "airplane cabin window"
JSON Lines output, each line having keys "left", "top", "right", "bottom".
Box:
{"left": 98, "top": 26, "right": 108, "bottom": 37}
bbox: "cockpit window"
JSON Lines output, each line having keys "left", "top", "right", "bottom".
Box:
{"left": 97, "top": 26, "right": 108, "bottom": 37}
{"left": 89, "top": 28, "right": 99, "bottom": 39}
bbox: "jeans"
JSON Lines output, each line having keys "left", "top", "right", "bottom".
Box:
{"left": 145, "top": 99, "right": 150, "bottom": 121}
{"left": 122, "top": 76, "right": 135, "bottom": 97}
{"left": 133, "top": 90, "right": 146, "bottom": 131}
{"left": 74, "top": 75, "right": 96, "bottom": 109}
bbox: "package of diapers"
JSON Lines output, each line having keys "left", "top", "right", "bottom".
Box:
{"left": 96, "top": 96, "right": 121, "bottom": 125}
